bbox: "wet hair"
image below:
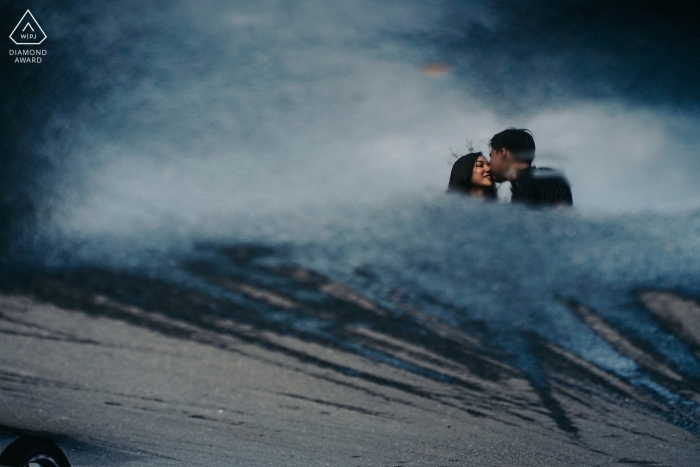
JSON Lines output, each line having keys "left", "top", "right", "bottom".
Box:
{"left": 489, "top": 128, "right": 535, "bottom": 162}
{"left": 447, "top": 152, "right": 496, "bottom": 198}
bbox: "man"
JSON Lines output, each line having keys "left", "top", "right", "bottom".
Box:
{"left": 488, "top": 128, "right": 572, "bottom": 206}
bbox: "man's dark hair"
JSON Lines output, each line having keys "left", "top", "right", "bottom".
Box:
{"left": 489, "top": 128, "right": 535, "bottom": 161}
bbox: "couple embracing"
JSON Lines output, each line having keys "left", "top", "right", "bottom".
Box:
{"left": 448, "top": 128, "right": 573, "bottom": 206}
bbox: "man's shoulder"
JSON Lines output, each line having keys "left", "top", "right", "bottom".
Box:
{"left": 511, "top": 166, "right": 573, "bottom": 206}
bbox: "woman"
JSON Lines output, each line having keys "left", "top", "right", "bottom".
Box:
{"left": 447, "top": 152, "right": 496, "bottom": 198}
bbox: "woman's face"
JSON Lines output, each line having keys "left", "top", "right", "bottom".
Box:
{"left": 471, "top": 156, "right": 493, "bottom": 187}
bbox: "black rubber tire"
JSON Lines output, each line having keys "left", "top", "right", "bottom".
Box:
{"left": 0, "top": 437, "right": 71, "bottom": 467}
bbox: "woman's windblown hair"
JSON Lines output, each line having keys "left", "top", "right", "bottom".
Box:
{"left": 447, "top": 152, "right": 496, "bottom": 198}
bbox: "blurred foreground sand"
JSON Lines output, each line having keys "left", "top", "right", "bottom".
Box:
{"left": 0, "top": 293, "right": 698, "bottom": 466}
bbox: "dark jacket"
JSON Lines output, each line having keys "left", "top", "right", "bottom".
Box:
{"left": 511, "top": 167, "right": 572, "bottom": 206}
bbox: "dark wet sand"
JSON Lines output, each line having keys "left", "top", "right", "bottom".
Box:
{"left": 1, "top": 291, "right": 698, "bottom": 466}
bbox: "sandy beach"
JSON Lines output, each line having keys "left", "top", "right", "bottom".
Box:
{"left": 1, "top": 289, "right": 698, "bottom": 466}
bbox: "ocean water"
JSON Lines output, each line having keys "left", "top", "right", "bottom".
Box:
{"left": 2, "top": 0, "right": 700, "bottom": 436}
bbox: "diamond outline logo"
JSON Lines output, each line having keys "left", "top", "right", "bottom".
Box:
{"left": 9, "top": 10, "right": 47, "bottom": 45}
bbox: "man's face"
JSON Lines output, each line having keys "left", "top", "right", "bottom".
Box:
{"left": 489, "top": 148, "right": 508, "bottom": 182}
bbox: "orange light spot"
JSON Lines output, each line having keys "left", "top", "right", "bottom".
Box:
{"left": 421, "top": 62, "right": 450, "bottom": 76}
